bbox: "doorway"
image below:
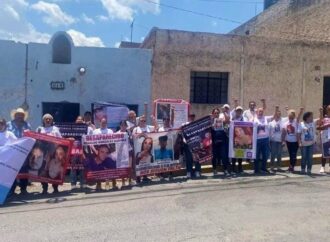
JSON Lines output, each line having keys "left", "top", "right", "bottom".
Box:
{"left": 42, "top": 102, "right": 80, "bottom": 123}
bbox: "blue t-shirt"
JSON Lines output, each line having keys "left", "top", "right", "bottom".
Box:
{"left": 7, "top": 120, "right": 31, "bottom": 138}
{"left": 154, "top": 149, "right": 173, "bottom": 161}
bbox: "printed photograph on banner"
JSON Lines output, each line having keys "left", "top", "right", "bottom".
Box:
{"left": 93, "top": 103, "right": 129, "bottom": 130}
{"left": 182, "top": 116, "right": 213, "bottom": 164}
{"left": 133, "top": 130, "right": 183, "bottom": 176}
{"left": 229, "top": 122, "right": 257, "bottom": 159}
{"left": 18, "top": 132, "right": 71, "bottom": 184}
{"left": 82, "top": 133, "right": 130, "bottom": 181}
{"left": 154, "top": 99, "right": 189, "bottom": 129}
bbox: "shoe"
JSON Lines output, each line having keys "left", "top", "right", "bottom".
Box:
{"left": 142, "top": 177, "right": 151, "bottom": 182}
{"left": 96, "top": 183, "right": 102, "bottom": 191}
{"left": 53, "top": 188, "right": 59, "bottom": 194}
{"left": 195, "top": 171, "right": 201, "bottom": 178}
{"left": 301, "top": 170, "right": 306, "bottom": 174}
{"left": 307, "top": 170, "right": 312, "bottom": 175}
{"left": 41, "top": 190, "right": 48, "bottom": 195}
{"left": 320, "top": 167, "right": 325, "bottom": 173}
{"left": 213, "top": 170, "right": 218, "bottom": 176}
{"left": 261, "top": 169, "right": 270, "bottom": 174}
{"left": 186, "top": 172, "right": 192, "bottom": 179}
{"left": 20, "top": 190, "right": 28, "bottom": 196}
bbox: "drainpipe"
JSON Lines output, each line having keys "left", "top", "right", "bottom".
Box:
{"left": 240, "top": 41, "right": 245, "bottom": 105}
{"left": 22, "top": 43, "right": 29, "bottom": 110}
{"left": 301, "top": 57, "right": 306, "bottom": 107}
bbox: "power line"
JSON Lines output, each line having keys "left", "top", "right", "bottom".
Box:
{"left": 141, "top": 0, "right": 242, "bottom": 24}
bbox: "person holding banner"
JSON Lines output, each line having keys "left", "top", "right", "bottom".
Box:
{"left": 254, "top": 108, "right": 271, "bottom": 174}
{"left": 231, "top": 106, "right": 244, "bottom": 173}
{"left": 7, "top": 108, "right": 31, "bottom": 195}
{"left": 83, "top": 111, "right": 96, "bottom": 130}
{"left": 37, "top": 114, "right": 62, "bottom": 194}
{"left": 282, "top": 108, "right": 304, "bottom": 173}
{"left": 127, "top": 110, "right": 137, "bottom": 131}
{"left": 317, "top": 106, "right": 330, "bottom": 173}
{"left": 211, "top": 109, "right": 231, "bottom": 176}
{"left": 298, "top": 112, "right": 317, "bottom": 174}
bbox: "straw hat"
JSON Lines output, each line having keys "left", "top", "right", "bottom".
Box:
{"left": 10, "top": 108, "right": 29, "bottom": 121}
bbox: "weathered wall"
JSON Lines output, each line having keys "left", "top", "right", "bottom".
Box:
{"left": 143, "top": 29, "right": 330, "bottom": 118}
{"left": 1, "top": 38, "right": 152, "bottom": 128}
{"left": 231, "top": 0, "right": 330, "bottom": 43}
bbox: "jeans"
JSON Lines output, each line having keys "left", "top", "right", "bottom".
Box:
{"left": 286, "top": 141, "right": 299, "bottom": 169}
{"left": 184, "top": 144, "right": 201, "bottom": 173}
{"left": 301, "top": 145, "right": 314, "bottom": 172}
{"left": 212, "top": 142, "right": 230, "bottom": 171}
{"left": 70, "top": 169, "right": 85, "bottom": 186}
{"left": 270, "top": 141, "right": 282, "bottom": 167}
{"left": 255, "top": 138, "right": 270, "bottom": 173}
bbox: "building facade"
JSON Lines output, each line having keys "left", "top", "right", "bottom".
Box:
{"left": 141, "top": 28, "right": 330, "bottom": 118}
{"left": 0, "top": 32, "right": 152, "bottom": 128}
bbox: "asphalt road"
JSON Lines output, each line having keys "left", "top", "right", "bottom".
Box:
{"left": 1, "top": 168, "right": 330, "bottom": 242}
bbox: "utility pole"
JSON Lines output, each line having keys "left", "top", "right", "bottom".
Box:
{"left": 130, "top": 18, "right": 135, "bottom": 43}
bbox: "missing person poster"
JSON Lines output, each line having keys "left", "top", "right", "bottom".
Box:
{"left": 154, "top": 99, "right": 189, "bottom": 129}
{"left": 0, "top": 138, "right": 35, "bottom": 204}
{"left": 92, "top": 102, "right": 129, "bottom": 130}
{"left": 82, "top": 133, "right": 131, "bottom": 181}
{"left": 133, "top": 130, "right": 184, "bottom": 176}
{"left": 18, "top": 131, "right": 72, "bottom": 185}
{"left": 321, "top": 128, "right": 330, "bottom": 158}
{"left": 182, "top": 116, "right": 213, "bottom": 164}
{"left": 229, "top": 121, "right": 257, "bottom": 159}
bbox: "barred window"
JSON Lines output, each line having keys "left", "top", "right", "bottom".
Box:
{"left": 190, "top": 72, "right": 229, "bottom": 104}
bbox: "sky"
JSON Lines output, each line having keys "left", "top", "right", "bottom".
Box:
{"left": 0, "top": 0, "right": 264, "bottom": 48}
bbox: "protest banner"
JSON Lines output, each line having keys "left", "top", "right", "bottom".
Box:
{"left": 182, "top": 116, "right": 213, "bottom": 164}
{"left": 18, "top": 131, "right": 72, "bottom": 184}
{"left": 92, "top": 102, "right": 129, "bottom": 130}
{"left": 133, "top": 130, "right": 184, "bottom": 176}
{"left": 0, "top": 138, "right": 35, "bottom": 204}
{"left": 154, "top": 99, "right": 189, "bottom": 129}
{"left": 321, "top": 128, "right": 330, "bottom": 158}
{"left": 229, "top": 121, "right": 257, "bottom": 159}
{"left": 82, "top": 133, "right": 131, "bottom": 181}
{"left": 56, "top": 123, "right": 88, "bottom": 170}
{"left": 56, "top": 123, "right": 88, "bottom": 139}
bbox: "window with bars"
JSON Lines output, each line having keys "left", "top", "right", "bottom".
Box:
{"left": 190, "top": 72, "right": 229, "bottom": 104}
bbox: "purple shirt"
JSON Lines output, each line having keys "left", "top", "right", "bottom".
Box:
{"left": 85, "top": 157, "right": 116, "bottom": 171}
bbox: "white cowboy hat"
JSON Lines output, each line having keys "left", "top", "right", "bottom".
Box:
{"left": 10, "top": 108, "right": 29, "bottom": 121}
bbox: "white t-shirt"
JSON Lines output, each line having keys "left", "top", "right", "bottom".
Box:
{"left": 0, "top": 130, "right": 17, "bottom": 146}
{"left": 243, "top": 109, "right": 256, "bottom": 122}
{"left": 93, "top": 128, "right": 113, "bottom": 135}
{"left": 320, "top": 117, "right": 330, "bottom": 142}
{"left": 269, "top": 119, "right": 283, "bottom": 142}
{"left": 283, "top": 120, "right": 298, "bottom": 142}
{"left": 132, "top": 125, "right": 155, "bottom": 135}
{"left": 298, "top": 121, "right": 316, "bottom": 146}
{"left": 255, "top": 116, "right": 270, "bottom": 139}
{"left": 37, "top": 126, "right": 62, "bottom": 138}
{"left": 213, "top": 113, "right": 226, "bottom": 131}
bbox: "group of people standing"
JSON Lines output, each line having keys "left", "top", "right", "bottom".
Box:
{"left": 209, "top": 100, "right": 330, "bottom": 177}
{"left": 1, "top": 100, "right": 330, "bottom": 197}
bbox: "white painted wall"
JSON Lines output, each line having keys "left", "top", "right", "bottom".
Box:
{"left": 0, "top": 35, "right": 152, "bottom": 128}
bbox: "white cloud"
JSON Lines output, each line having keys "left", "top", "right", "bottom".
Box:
{"left": 96, "top": 15, "right": 109, "bottom": 22}
{"left": 67, "top": 29, "right": 105, "bottom": 47}
{"left": 100, "top": 0, "right": 160, "bottom": 21}
{"left": 4, "top": 5, "right": 20, "bottom": 21}
{"left": 212, "top": 21, "right": 218, "bottom": 27}
{"left": 0, "top": 0, "right": 50, "bottom": 43}
{"left": 82, "top": 13, "right": 95, "bottom": 24}
{"left": 31, "top": 1, "right": 77, "bottom": 27}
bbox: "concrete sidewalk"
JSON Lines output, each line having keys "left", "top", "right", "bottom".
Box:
{"left": 5, "top": 162, "right": 330, "bottom": 207}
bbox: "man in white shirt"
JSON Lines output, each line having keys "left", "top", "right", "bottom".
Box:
{"left": 243, "top": 99, "right": 266, "bottom": 122}
{"left": 93, "top": 118, "right": 113, "bottom": 135}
